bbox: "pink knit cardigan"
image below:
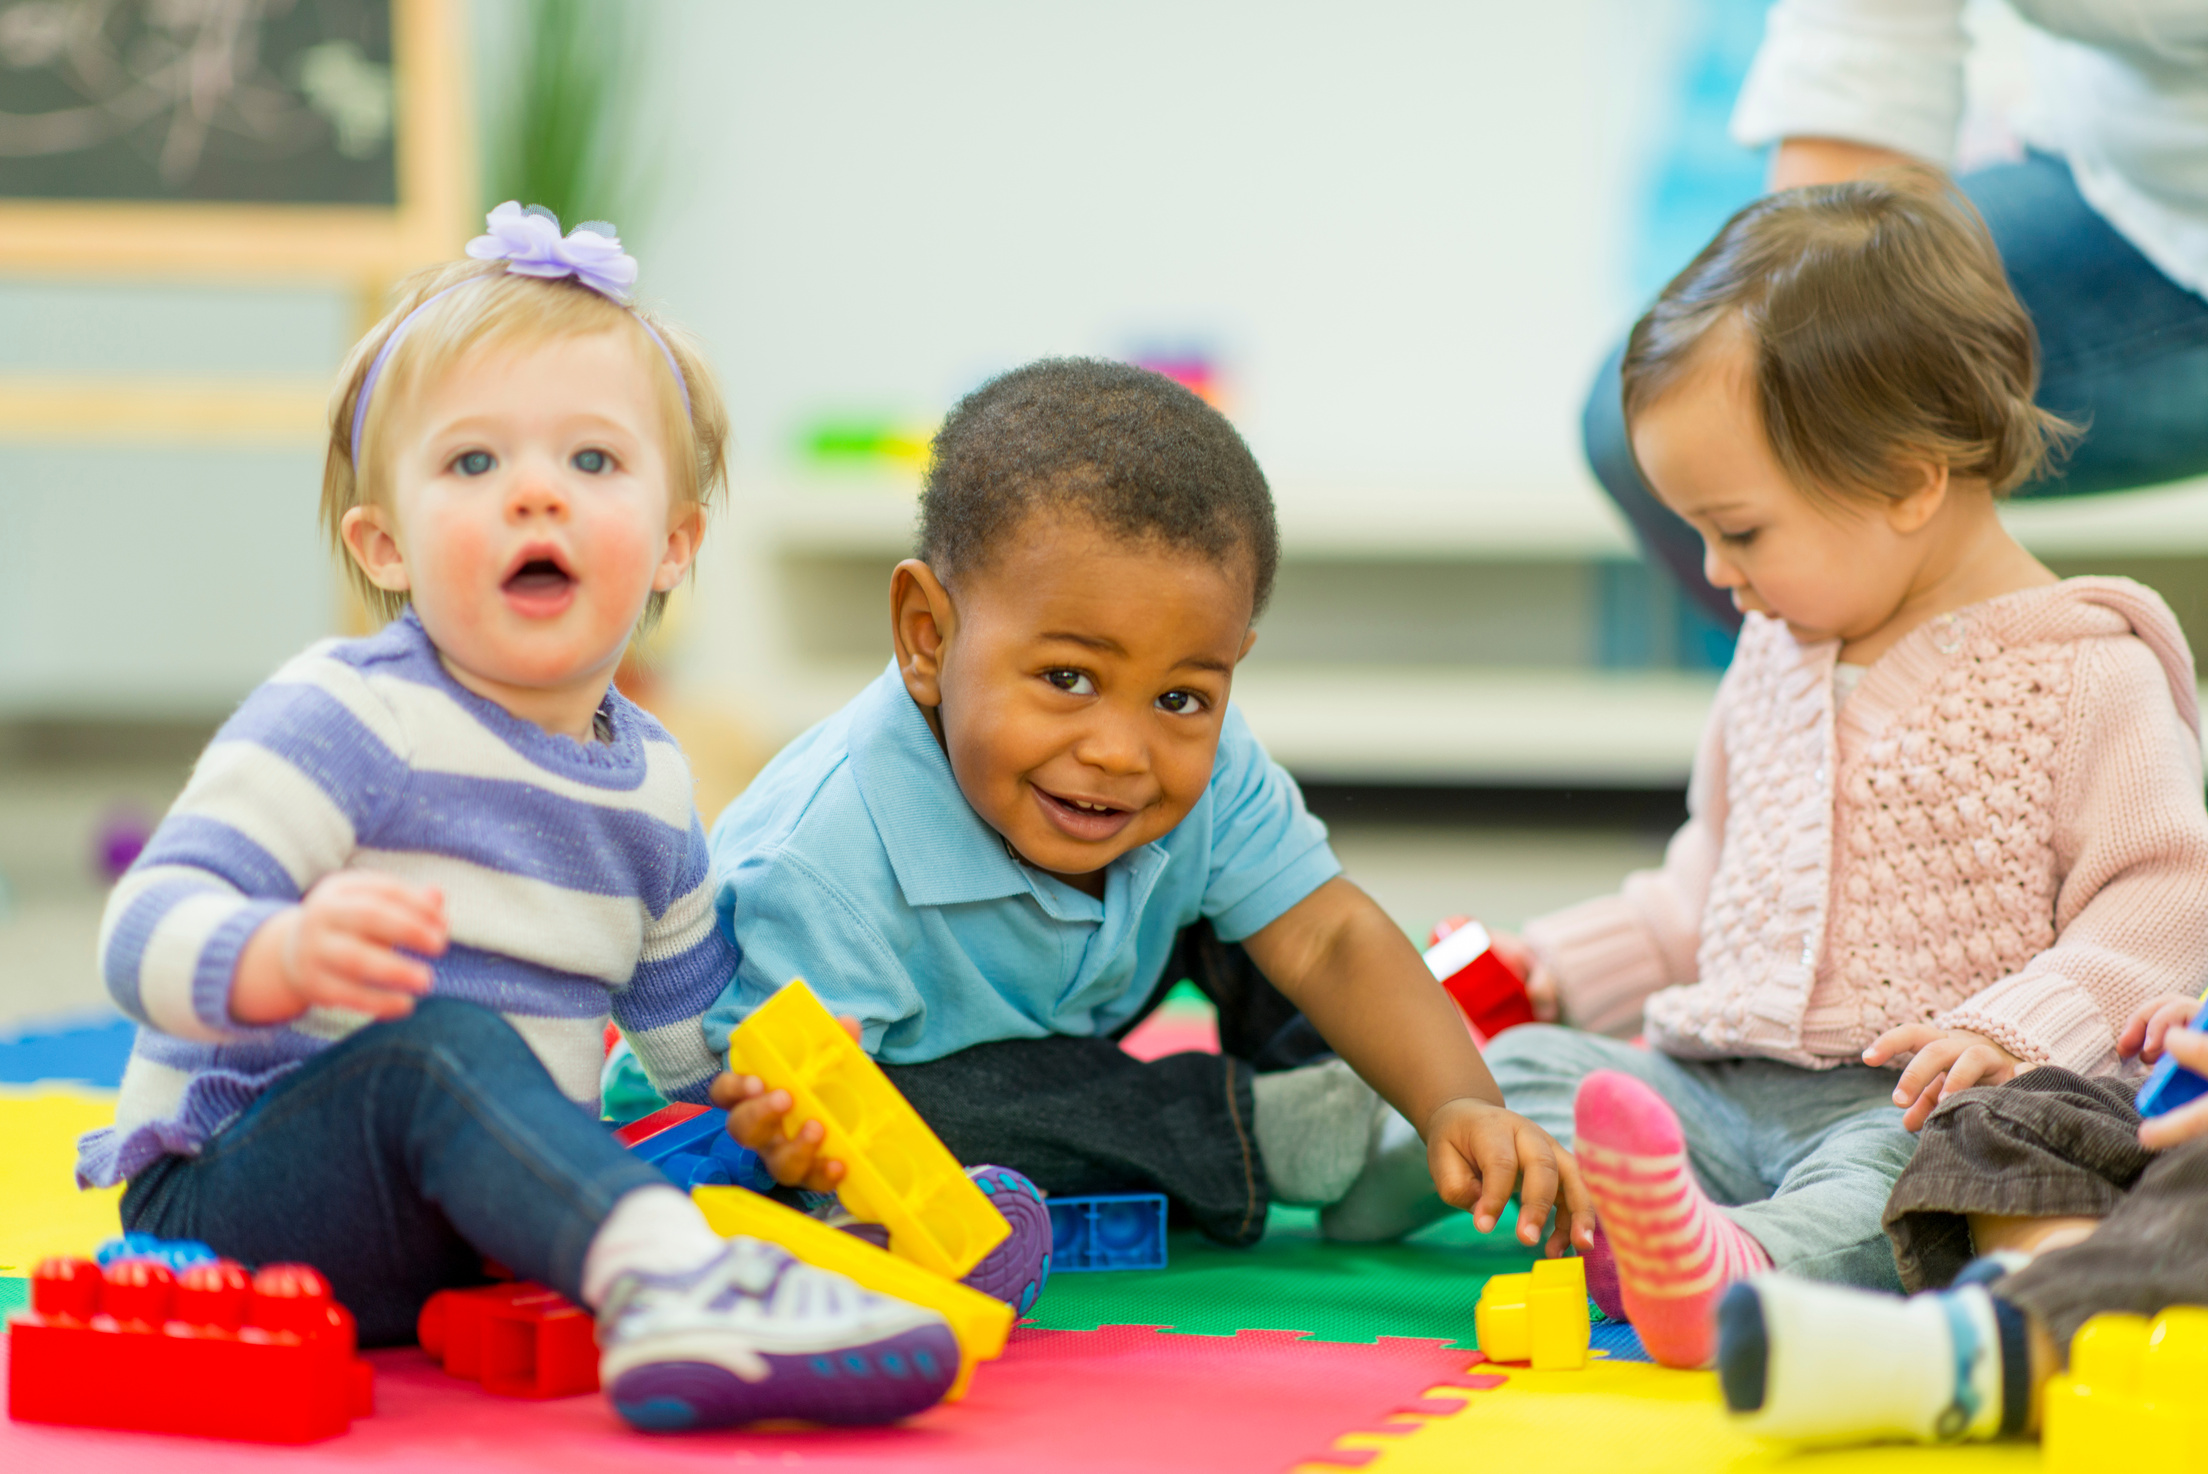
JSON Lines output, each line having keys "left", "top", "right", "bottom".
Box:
{"left": 1524, "top": 578, "right": 2208, "bottom": 1077}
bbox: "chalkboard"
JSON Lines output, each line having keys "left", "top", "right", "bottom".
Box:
{"left": 0, "top": 0, "right": 397, "bottom": 205}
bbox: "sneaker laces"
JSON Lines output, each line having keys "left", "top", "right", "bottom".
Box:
{"left": 607, "top": 1237, "right": 886, "bottom": 1339}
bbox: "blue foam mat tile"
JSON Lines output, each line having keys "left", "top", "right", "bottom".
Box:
{"left": 0, "top": 1012, "right": 134, "bottom": 1087}
{"left": 1590, "top": 1318, "right": 1649, "bottom": 1362}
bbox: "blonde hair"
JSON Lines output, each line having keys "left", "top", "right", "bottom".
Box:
{"left": 1621, "top": 167, "right": 2076, "bottom": 507}
{"left": 322, "top": 260, "right": 730, "bottom": 625}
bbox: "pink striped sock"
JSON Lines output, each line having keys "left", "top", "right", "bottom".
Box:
{"left": 1572, "top": 1070, "right": 1772, "bottom": 1368}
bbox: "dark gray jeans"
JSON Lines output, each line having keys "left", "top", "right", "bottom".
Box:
{"left": 1884, "top": 1067, "right": 2208, "bottom": 1353}
{"left": 880, "top": 922, "right": 1330, "bottom": 1248}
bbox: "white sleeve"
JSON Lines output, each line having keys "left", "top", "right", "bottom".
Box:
{"left": 1729, "top": 0, "right": 1971, "bottom": 166}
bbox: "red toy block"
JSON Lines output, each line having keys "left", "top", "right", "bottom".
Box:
{"left": 7, "top": 1256, "right": 373, "bottom": 1443}
{"left": 1424, "top": 917, "right": 1536, "bottom": 1042}
{"left": 612, "top": 1100, "right": 710, "bottom": 1147}
{"left": 418, "top": 1281, "right": 599, "bottom": 1398}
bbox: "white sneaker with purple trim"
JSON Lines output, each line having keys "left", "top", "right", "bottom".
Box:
{"left": 597, "top": 1235, "right": 958, "bottom": 1431}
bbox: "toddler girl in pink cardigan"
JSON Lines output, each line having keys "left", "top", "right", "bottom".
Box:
{"left": 1479, "top": 171, "right": 2208, "bottom": 1370}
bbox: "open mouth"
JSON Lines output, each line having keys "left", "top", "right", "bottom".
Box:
{"left": 500, "top": 547, "right": 577, "bottom": 613}
{"left": 1034, "top": 786, "right": 1136, "bottom": 842}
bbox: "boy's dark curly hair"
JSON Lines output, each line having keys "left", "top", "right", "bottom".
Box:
{"left": 917, "top": 357, "right": 1279, "bottom": 616}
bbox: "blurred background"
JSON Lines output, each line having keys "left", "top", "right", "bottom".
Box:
{"left": 5, "top": 0, "right": 2205, "bottom": 1037}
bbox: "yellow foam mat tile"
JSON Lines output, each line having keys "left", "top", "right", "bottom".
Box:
{"left": 0, "top": 1087, "right": 121, "bottom": 1275}
{"left": 1295, "top": 1358, "right": 2044, "bottom": 1474}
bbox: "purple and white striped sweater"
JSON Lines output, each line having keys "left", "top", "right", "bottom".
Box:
{"left": 77, "top": 609, "right": 734, "bottom": 1188}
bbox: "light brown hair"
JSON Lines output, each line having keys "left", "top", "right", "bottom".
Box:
{"left": 1621, "top": 168, "right": 2075, "bottom": 505}
{"left": 322, "top": 260, "right": 730, "bottom": 625}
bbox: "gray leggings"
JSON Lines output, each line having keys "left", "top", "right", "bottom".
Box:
{"left": 1483, "top": 1025, "right": 1913, "bottom": 1290}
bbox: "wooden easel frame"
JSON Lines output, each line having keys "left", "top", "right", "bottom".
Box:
{"left": 0, "top": 0, "right": 474, "bottom": 293}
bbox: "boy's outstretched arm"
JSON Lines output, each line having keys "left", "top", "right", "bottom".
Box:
{"left": 1242, "top": 877, "right": 1596, "bottom": 1255}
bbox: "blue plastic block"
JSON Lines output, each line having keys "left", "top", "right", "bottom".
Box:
{"left": 622, "top": 1107, "right": 774, "bottom": 1193}
{"left": 1046, "top": 1193, "right": 1167, "bottom": 1272}
{"left": 2136, "top": 1035, "right": 2208, "bottom": 1119}
{"left": 94, "top": 1233, "right": 220, "bottom": 1272}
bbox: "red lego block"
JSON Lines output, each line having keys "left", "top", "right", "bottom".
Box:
{"left": 7, "top": 1256, "right": 373, "bottom": 1444}
{"left": 1424, "top": 917, "right": 1536, "bottom": 1042}
{"left": 612, "top": 1100, "right": 710, "bottom": 1147}
{"left": 418, "top": 1281, "right": 599, "bottom": 1398}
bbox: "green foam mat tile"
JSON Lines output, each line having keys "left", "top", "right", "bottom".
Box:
{"left": 0, "top": 1276, "right": 25, "bottom": 1319}
{"left": 1025, "top": 1202, "right": 1541, "bottom": 1348}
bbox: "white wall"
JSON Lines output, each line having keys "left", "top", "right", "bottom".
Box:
{"left": 637, "top": 0, "right": 1706, "bottom": 737}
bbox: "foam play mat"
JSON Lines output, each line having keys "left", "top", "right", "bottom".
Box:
{"left": 0, "top": 1012, "right": 2046, "bottom": 1471}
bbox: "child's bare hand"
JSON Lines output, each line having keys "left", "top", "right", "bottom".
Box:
{"left": 1864, "top": 1024, "right": 2028, "bottom": 1132}
{"left": 231, "top": 872, "right": 446, "bottom": 1025}
{"left": 1426, "top": 1097, "right": 1596, "bottom": 1256}
{"left": 2120, "top": 994, "right": 2202, "bottom": 1063}
{"left": 1486, "top": 930, "right": 1559, "bottom": 1023}
{"left": 707, "top": 1013, "right": 865, "bottom": 1192}
{"left": 2139, "top": 1024, "right": 2208, "bottom": 1151}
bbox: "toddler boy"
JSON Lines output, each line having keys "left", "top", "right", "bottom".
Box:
{"left": 704, "top": 358, "right": 1590, "bottom": 1251}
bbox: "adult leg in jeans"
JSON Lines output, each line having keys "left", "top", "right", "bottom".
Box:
{"left": 1582, "top": 150, "right": 2208, "bottom": 626}
{"left": 121, "top": 997, "right": 665, "bottom": 1345}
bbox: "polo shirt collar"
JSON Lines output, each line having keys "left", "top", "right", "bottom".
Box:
{"left": 847, "top": 665, "right": 1048, "bottom": 908}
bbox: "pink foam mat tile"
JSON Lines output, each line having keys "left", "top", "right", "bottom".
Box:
{"left": 2, "top": 1321, "right": 1486, "bottom": 1473}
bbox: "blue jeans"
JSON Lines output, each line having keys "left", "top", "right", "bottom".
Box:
{"left": 1484, "top": 1025, "right": 1914, "bottom": 1290}
{"left": 1587, "top": 151, "right": 2208, "bottom": 623}
{"left": 120, "top": 998, "right": 664, "bottom": 1346}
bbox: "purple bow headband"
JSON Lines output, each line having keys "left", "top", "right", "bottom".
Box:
{"left": 348, "top": 202, "right": 690, "bottom": 473}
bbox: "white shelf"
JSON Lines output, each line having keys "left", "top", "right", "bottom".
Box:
{"left": 2000, "top": 476, "right": 2208, "bottom": 555}
{"left": 1231, "top": 664, "right": 1719, "bottom": 785}
{"left": 760, "top": 474, "right": 1639, "bottom": 560}
{"left": 765, "top": 473, "right": 2208, "bottom": 563}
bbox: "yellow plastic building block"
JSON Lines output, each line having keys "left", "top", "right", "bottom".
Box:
{"left": 727, "top": 980, "right": 1010, "bottom": 1279}
{"left": 692, "top": 1185, "right": 1014, "bottom": 1401}
{"left": 1474, "top": 1256, "right": 1590, "bottom": 1369}
{"left": 2044, "top": 1307, "right": 2208, "bottom": 1473}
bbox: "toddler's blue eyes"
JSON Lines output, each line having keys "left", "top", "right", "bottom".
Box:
{"left": 455, "top": 451, "right": 493, "bottom": 476}
{"left": 573, "top": 449, "right": 609, "bottom": 473}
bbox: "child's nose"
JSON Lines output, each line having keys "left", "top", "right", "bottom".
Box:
{"left": 1701, "top": 541, "right": 1742, "bottom": 590}
{"left": 1075, "top": 717, "right": 1147, "bottom": 776}
{"left": 506, "top": 471, "right": 570, "bottom": 521}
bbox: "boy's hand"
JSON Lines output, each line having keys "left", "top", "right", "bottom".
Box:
{"left": 2139, "top": 1024, "right": 2208, "bottom": 1151}
{"left": 1864, "top": 1024, "right": 2028, "bottom": 1132}
{"left": 1487, "top": 930, "right": 1559, "bottom": 1023}
{"left": 1426, "top": 1097, "right": 1596, "bottom": 1256}
{"left": 2120, "top": 994, "right": 2202, "bottom": 1063}
{"left": 231, "top": 872, "right": 446, "bottom": 1025}
{"left": 709, "top": 1013, "right": 865, "bottom": 1192}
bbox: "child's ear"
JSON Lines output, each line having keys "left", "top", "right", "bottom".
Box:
{"left": 341, "top": 505, "right": 411, "bottom": 592}
{"left": 653, "top": 502, "right": 706, "bottom": 592}
{"left": 891, "top": 559, "right": 955, "bottom": 707}
{"left": 1884, "top": 460, "right": 1950, "bottom": 536}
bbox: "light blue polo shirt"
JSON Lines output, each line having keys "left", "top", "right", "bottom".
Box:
{"left": 703, "top": 662, "right": 1341, "bottom": 1065}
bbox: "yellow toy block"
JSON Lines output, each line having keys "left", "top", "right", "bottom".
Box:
{"left": 1474, "top": 1256, "right": 1590, "bottom": 1369}
{"left": 727, "top": 980, "right": 1010, "bottom": 1280}
{"left": 2043, "top": 1308, "right": 2208, "bottom": 1472}
{"left": 692, "top": 1185, "right": 1013, "bottom": 1401}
